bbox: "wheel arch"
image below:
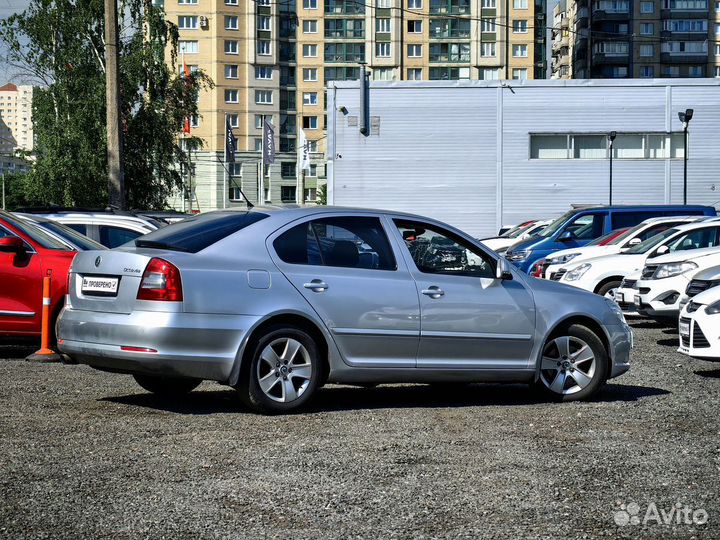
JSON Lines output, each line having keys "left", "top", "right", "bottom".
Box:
{"left": 228, "top": 311, "right": 332, "bottom": 388}
{"left": 593, "top": 275, "right": 625, "bottom": 295}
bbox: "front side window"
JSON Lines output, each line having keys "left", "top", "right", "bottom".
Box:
{"left": 667, "top": 227, "right": 720, "bottom": 252}
{"left": 394, "top": 220, "right": 495, "bottom": 278}
{"left": 564, "top": 214, "right": 606, "bottom": 240}
{"left": 273, "top": 217, "right": 397, "bottom": 270}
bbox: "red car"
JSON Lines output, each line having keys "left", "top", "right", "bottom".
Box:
{"left": 0, "top": 210, "right": 77, "bottom": 338}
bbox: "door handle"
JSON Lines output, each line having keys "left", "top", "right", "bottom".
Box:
{"left": 303, "top": 279, "right": 329, "bottom": 292}
{"left": 421, "top": 286, "right": 444, "bottom": 299}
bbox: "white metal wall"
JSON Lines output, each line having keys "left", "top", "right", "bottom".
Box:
{"left": 328, "top": 79, "right": 720, "bottom": 238}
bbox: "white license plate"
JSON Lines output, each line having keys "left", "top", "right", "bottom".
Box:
{"left": 615, "top": 292, "right": 624, "bottom": 303}
{"left": 81, "top": 276, "right": 119, "bottom": 295}
{"left": 634, "top": 295, "right": 641, "bottom": 307}
{"left": 679, "top": 321, "right": 690, "bottom": 337}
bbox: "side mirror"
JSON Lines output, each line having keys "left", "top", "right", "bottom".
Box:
{"left": 558, "top": 230, "right": 575, "bottom": 242}
{"left": 650, "top": 245, "right": 669, "bottom": 258}
{"left": 628, "top": 237, "right": 642, "bottom": 246}
{"left": 495, "top": 258, "right": 513, "bottom": 280}
{"left": 0, "top": 236, "right": 25, "bottom": 254}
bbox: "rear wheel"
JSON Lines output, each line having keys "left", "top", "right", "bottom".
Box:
{"left": 534, "top": 324, "right": 608, "bottom": 402}
{"left": 133, "top": 374, "right": 201, "bottom": 397}
{"left": 239, "top": 326, "right": 322, "bottom": 414}
{"left": 596, "top": 280, "right": 622, "bottom": 300}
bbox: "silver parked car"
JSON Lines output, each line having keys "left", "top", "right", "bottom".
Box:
{"left": 57, "top": 207, "right": 632, "bottom": 413}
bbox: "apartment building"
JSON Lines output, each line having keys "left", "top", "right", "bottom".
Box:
{"left": 551, "top": 0, "right": 720, "bottom": 78}
{"left": 0, "top": 83, "right": 33, "bottom": 177}
{"left": 164, "top": 0, "right": 549, "bottom": 210}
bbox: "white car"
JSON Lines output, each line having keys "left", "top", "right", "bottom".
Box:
{"left": 614, "top": 269, "right": 642, "bottom": 316}
{"left": 678, "top": 264, "right": 720, "bottom": 311}
{"left": 481, "top": 219, "right": 553, "bottom": 253}
{"left": 542, "top": 216, "right": 709, "bottom": 279}
{"left": 679, "top": 285, "right": 720, "bottom": 360}
{"left": 552, "top": 220, "right": 720, "bottom": 299}
{"left": 634, "top": 247, "right": 720, "bottom": 320}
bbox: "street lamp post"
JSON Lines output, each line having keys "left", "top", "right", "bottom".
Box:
{"left": 678, "top": 108, "right": 693, "bottom": 205}
{"left": 608, "top": 131, "right": 616, "bottom": 205}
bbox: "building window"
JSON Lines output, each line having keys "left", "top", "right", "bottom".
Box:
{"left": 664, "top": 66, "right": 680, "bottom": 76}
{"left": 429, "top": 42, "right": 470, "bottom": 62}
{"left": 325, "top": 42, "right": 365, "bottom": 62}
{"left": 325, "top": 18, "right": 365, "bottom": 38}
{"left": 255, "top": 66, "right": 272, "bottom": 79}
{"left": 513, "top": 0, "right": 528, "bottom": 7}
{"left": 531, "top": 133, "right": 686, "bottom": 160}
{"left": 481, "top": 42, "right": 496, "bottom": 57}
{"left": 303, "top": 68, "right": 318, "bottom": 81}
{"left": 257, "top": 41, "right": 271, "bottom": 55}
{"left": 225, "top": 89, "right": 239, "bottom": 103}
{"left": 481, "top": 67, "right": 500, "bottom": 80}
{"left": 640, "top": 0, "right": 654, "bottom": 11}
{"left": 303, "top": 44, "right": 318, "bottom": 57}
{"left": 377, "top": 0, "right": 391, "bottom": 6}
{"left": 663, "top": 19, "right": 707, "bottom": 32}
{"left": 303, "top": 20, "right": 318, "bottom": 33}
{"left": 255, "top": 90, "right": 273, "bottom": 104}
{"left": 179, "top": 40, "right": 199, "bottom": 54}
{"left": 178, "top": 0, "right": 198, "bottom": 4}
{"left": 178, "top": 16, "right": 198, "bottom": 29}
{"left": 688, "top": 65, "right": 704, "bottom": 77}
{"left": 512, "top": 44, "right": 528, "bottom": 57}
{"left": 303, "top": 116, "right": 318, "bottom": 129}
{"left": 303, "top": 92, "right": 318, "bottom": 105}
{"left": 663, "top": 0, "right": 707, "bottom": 7}
{"left": 593, "top": 41, "right": 629, "bottom": 55}
{"left": 304, "top": 0, "right": 318, "bottom": 7}
{"left": 257, "top": 15, "right": 271, "bottom": 31}
{"left": 512, "top": 68, "right": 528, "bottom": 80}
{"left": 228, "top": 187, "right": 244, "bottom": 202}
{"left": 254, "top": 138, "right": 263, "bottom": 151}
{"left": 408, "top": 0, "right": 422, "bottom": 8}
{"left": 429, "top": 67, "right": 470, "bottom": 79}
{"left": 513, "top": 20, "right": 528, "bottom": 33}
{"left": 639, "top": 44, "right": 653, "bottom": 56}
{"left": 281, "top": 186, "right": 297, "bottom": 203}
{"left": 716, "top": 43, "right": 720, "bottom": 56}
{"left": 661, "top": 41, "right": 707, "bottom": 54}
{"left": 610, "top": 66, "right": 628, "bottom": 77}
{"left": 376, "top": 18, "right": 391, "bottom": 32}
{"left": 225, "top": 64, "right": 238, "bottom": 79}
{"left": 407, "top": 44, "right": 422, "bottom": 57}
{"left": 225, "top": 0, "right": 238, "bottom": 4}
{"left": 481, "top": 0, "right": 496, "bottom": 6}
{"left": 640, "top": 66, "right": 654, "bottom": 77}
{"left": 376, "top": 42, "right": 391, "bottom": 57}
{"left": 640, "top": 23, "right": 654, "bottom": 35}
{"left": 225, "top": 16, "right": 238, "bottom": 30}
{"left": 481, "top": 18, "right": 496, "bottom": 32}
{"left": 307, "top": 140, "right": 318, "bottom": 152}
{"left": 305, "top": 188, "right": 317, "bottom": 202}
{"left": 255, "top": 114, "right": 272, "bottom": 129}
{"left": 407, "top": 68, "right": 423, "bottom": 80}
{"left": 373, "top": 67, "right": 393, "bottom": 80}
{"left": 227, "top": 114, "right": 239, "bottom": 128}
{"left": 408, "top": 20, "right": 423, "bottom": 32}
{"left": 280, "top": 162, "right": 296, "bottom": 178}
{"left": 715, "top": 66, "right": 720, "bottom": 77}
{"left": 224, "top": 40, "right": 238, "bottom": 54}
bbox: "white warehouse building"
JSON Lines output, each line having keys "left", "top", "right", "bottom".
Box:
{"left": 326, "top": 79, "right": 720, "bottom": 238}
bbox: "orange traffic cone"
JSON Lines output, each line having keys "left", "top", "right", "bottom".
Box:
{"left": 26, "top": 274, "right": 62, "bottom": 363}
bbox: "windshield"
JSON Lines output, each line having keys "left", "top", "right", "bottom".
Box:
{"left": 586, "top": 227, "right": 629, "bottom": 246}
{"left": 538, "top": 210, "right": 576, "bottom": 238}
{"left": 40, "top": 221, "right": 106, "bottom": 251}
{"left": 623, "top": 228, "right": 680, "bottom": 254}
{"left": 1, "top": 211, "right": 70, "bottom": 250}
{"left": 500, "top": 221, "right": 534, "bottom": 238}
{"left": 135, "top": 210, "right": 269, "bottom": 253}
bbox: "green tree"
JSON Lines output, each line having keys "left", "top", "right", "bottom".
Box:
{"left": 0, "top": 0, "right": 213, "bottom": 209}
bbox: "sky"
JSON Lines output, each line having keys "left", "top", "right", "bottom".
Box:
{"left": 0, "top": 0, "right": 32, "bottom": 85}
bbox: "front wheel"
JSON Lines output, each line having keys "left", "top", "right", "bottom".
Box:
{"left": 596, "top": 280, "right": 622, "bottom": 300}
{"left": 534, "top": 324, "right": 608, "bottom": 401}
{"left": 239, "top": 326, "right": 323, "bottom": 414}
{"left": 133, "top": 374, "right": 201, "bottom": 397}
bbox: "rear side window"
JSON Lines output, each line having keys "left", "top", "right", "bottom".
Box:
{"left": 134, "top": 211, "right": 269, "bottom": 253}
{"left": 612, "top": 211, "right": 664, "bottom": 229}
{"left": 274, "top": 216, "right": 396, "bottom": 270}
{"left": 65, "top": 223, "right": 87, "bottom": 235}
{"left": 100, "top": 226, "right": 142, "bottom": 248}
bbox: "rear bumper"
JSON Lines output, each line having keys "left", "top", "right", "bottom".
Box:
{"left": 607, "top": 323, "right": 632, "bottom": 379}
{"left": 57, "top": 307, "right": 261, "bottom": 382}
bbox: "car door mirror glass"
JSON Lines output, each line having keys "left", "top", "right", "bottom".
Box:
{"left": 558, "top": 230, "right": 574, "bottom": 242}
{"left": 651, "top": 245, "right": 669, "bottom": 257}
{"left": 495, "top": 258, "right": 513, "bottom": 280}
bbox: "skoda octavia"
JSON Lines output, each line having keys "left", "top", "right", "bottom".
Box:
{"left": 57, "top": 207, "right": 632, "bottom": 414}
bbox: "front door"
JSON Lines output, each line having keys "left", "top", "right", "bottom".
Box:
{"left": 270, "top": 214, "right": 420, "bottom": 368}
{"left": 0, "top": 228, "right": 42, "bottom": 335}
{"left": 391, "top": 218, "right": 536, "bottom": 369}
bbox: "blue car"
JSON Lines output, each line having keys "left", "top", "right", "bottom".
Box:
{"left": 505, "top": 205, "right": 717, "bottom": 273}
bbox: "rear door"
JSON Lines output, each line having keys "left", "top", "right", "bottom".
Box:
{"left": 269, "top": 214, "right": 420, "bottom": 368}
{"left": 0, "top": 225, "right": 42, "bottom": 334}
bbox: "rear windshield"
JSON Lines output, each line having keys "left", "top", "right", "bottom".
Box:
{"left": 134, "top": 211, "right": 269, "bottom": 253}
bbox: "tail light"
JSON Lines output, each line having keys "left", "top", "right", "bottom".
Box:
{"left": 137, "top": 258, "right": 183, "bottom": 301}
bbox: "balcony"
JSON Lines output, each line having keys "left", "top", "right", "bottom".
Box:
{"left": 593, "top": 52, "right": 629, "bottom": 64}
{"left": 324, "top": 0, "right": 365, "bottom": 15}
{"left": 591, "top": 9, "right": 630, "bottom": 21}
{"left": 660, "top": 52, "right": 708, "bottom": 63}
{"left": 429, "top": 0, "right": 471, "bottom": 15}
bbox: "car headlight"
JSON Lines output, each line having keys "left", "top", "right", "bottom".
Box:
{"left": 706, "top": 300, "right": 720, "bottom": 315}
{"left": 505, "top": 250, "right": 530, "bottom": 262}
{"left": 564, "top": 263, "right": 592, "bottom": 281}
{"left": 547, "top": 253, "right": 580, "bottom": 265}
{"left": 653, "top": 261, "right": 698, "bottom": 279}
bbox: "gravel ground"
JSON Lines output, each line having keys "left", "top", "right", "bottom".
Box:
{"left": 1, "top": 320, "right": 719, "bottom": 540}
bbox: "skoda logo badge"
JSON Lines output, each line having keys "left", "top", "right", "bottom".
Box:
{"left": 95, "top": 256, "right": 102, "bottom": 268}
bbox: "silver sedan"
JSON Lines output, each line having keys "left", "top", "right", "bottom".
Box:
{"left": 57, "top": 207, "right": 632, "bottom": 413}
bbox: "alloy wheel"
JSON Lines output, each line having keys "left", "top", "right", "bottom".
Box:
{"left": 540, "top": 336, "right": 596, "bottom": 395}
{"left": 256, "top": 337, "right": 313, "bottom": 403}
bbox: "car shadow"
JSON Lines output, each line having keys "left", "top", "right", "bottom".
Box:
{"left": 0, "top": 340, "right": 40, "bottom": 360}
{"left": 656, "top": 338, "right": 679, "bottom": 347}
{"left": 102, "top": 382, "right": 670, "bottom": 415}
{"left": 629, "top": 320, "right": 671, "bottom": 330}
{"left": 694, "top": 368, "right": 720, "bottom": 379}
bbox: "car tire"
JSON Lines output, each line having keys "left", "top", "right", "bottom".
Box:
{"left": 239, "top": 326, "right": 323, "bottom": 414}
{"left": 133, "top": 374, "right": 201, "bottom": 396}
{"left": 596, "top": 280, "right": 622, "bottom": 300}
{"left": 533, "top": 324, "right": 608, "bottom": 402}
